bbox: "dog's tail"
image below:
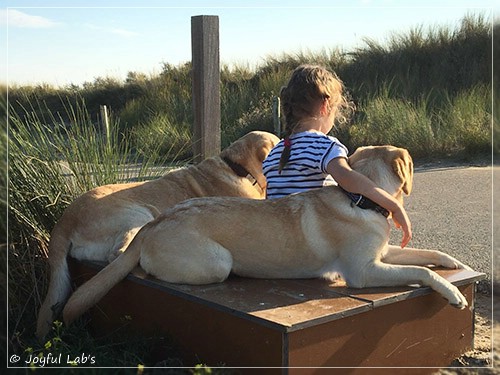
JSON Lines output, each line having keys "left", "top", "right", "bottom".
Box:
{"left": 62, "top": 236, "right": 142, "bottom": 326}
{"left": 36, "top": 228, "right": 73, "bottom": 340}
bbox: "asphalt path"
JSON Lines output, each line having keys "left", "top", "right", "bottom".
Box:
{"left": 387, "top": 164, "right": 496, "bottom": 290}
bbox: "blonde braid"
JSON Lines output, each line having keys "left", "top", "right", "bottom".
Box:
{"left": 278, "top": 85, "right": 299, "bottom": 173}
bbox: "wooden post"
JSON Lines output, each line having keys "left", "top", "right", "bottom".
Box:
{"left": 100, "top": 105, "right": 110, "bottom": 150}
{"left": 191, "top": 15, "right": 220, "bottom": 162}
{"left": 272, "top": 96, "right": 281, "bottom": 136}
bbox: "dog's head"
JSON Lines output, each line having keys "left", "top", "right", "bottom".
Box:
{"left": 220, "top": 131, "right": 279, "bottom": 189}
{"left": 348, "top": 145, "right": 413, "bottom": 201}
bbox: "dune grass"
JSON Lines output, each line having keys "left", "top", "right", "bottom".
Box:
{"left": 7, "top": 97, "right": 186, "bottom": 370}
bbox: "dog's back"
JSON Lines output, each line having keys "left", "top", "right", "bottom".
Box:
{"left": 36, "top": 131, "right": 278, "bottom": 339}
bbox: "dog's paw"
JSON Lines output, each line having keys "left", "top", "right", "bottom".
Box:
{"left": 450, "top": 300, "right": 468, "bottom": 310}
{"left": 460, "top": 262, "right": 474, "bottom": 271}
{"left": 322, "top": 271, "right": 342, "bottom": 281}
{"left": 452, "top": 261, "right": 473, "bottom": 272}
{"left": 440, "top": 254, "right": 473, "bottom": 271}
{"left": 448, "top": 290, "right": 468, "bottom": 310}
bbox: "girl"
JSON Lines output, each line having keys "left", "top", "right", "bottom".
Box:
{"left": 263, "top": 64, "right": 412, "bottom": 248}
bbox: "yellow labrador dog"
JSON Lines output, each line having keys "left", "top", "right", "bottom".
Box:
{"left": 36, "top": 131, "right": 279, "bottom": 339}
{"left": 62, "top": 145, "right": 472, "bottom": 327}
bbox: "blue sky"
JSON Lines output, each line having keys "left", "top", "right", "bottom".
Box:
{"left": 1, "top": 0, "right": 496, "bottom": 87}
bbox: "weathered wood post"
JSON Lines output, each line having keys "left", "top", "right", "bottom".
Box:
{"left": 100, "top": 105, "right": 110, "bottom": 150}
{"left": 272, "top": 96, "right": 281, "bottom": 136}
{"left": 191, "top": 15, "right": 220, "bottom": 162}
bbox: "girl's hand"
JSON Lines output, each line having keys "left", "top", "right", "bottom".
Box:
{"left": 391, "top": 205, "right": 412, "bottom": 248}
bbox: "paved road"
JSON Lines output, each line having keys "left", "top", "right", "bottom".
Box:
{"left": 387, "top": 164, "right": 496, "bottom": 290}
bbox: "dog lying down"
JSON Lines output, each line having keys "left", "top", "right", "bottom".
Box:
{"left": 62, "top": 145, "right": 472, "bottom": 326}
{"left": 36, "top": 131, "right": 279, "bottom": 339}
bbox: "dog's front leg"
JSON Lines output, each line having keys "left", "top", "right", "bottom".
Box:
{"left": 383, "top": 245, "right": 473, "bottom": 270}
{"left": 344, "top": 261, "right": 468, "bottom": 309}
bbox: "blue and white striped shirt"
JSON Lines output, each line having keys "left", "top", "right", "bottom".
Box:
{"left": 262, "top": 131, "right": 348, "bottom": 199}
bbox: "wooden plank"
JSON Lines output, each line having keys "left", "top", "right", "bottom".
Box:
{"left": 191, "top": 15, "right": 220, "bottom": 162}
{"left": 69, "top": 260, "right": 284, "bottom": 367}
{"left": 68, "top": 259, "right": 484, "bottom": 368}
{"left": 287, "top": 284, "right": 476, "bottom": 369}
{"left": 76, "top": 262, "right": 370, "bottom": 332}
{"left": 164, "top": 277, "right": 371, "bottom": 330}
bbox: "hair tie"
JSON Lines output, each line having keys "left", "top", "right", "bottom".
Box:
{"left": 284, "top": 138, "right": 292, "bottom": 147}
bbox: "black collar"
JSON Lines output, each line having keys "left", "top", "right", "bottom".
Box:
{"left": 340, "top": 188, "right": 390, "bottom": 218}
{"left": 222, "top": 156, "right": 260, "bottom": 190}
{"left": 222, "top": 156, "right": 251, "bottom": 178}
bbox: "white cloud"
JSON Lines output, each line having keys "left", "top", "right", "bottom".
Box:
{"left": 0, "top": 9, "right": 59, "bottom": 28}
{"left": 84, "top": 23, "right": 139, "bottom": 38}
{"left": 109, "top": 27, "right": 139, "bottom": 37}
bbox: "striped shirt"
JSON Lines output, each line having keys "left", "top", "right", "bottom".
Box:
{"left": 263, "top": 131, "right": 348, "bottom": 199}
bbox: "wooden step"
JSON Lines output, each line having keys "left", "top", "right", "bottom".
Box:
{"left": 69, "top": 258, "right": 485, "bottom": 372}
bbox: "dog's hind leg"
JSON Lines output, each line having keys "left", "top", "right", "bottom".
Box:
{"left": 140, "top": 234, "right": 233, "bottom": 285}
{"left": 107, "top": 227, "right": 143, "bottom": 263}
{"left": 383, "top": 245, "right": 473, "bottom": 271}
{"left": 345, "top": 261, "right": 468, "bottom": 309}
{"left": 106, "top": 204, "right": 159, "bottom": 262}
{"left": 36, "top": 231, "right": 72, "bottom": 340}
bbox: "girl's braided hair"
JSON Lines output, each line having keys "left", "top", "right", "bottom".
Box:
{"left": 278, "top": 64, "right": 353, "bottom": 173}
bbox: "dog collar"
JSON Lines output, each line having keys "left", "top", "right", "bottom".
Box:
{"left": 340, "top": 188, "right": 390, "bottom": 218}
{"left": 222, "top": 156, "right": 260, "bottom": 188}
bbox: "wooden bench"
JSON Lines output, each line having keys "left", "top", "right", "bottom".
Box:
{"left": 69, "top": 258, "right": 484, "bottom": 372}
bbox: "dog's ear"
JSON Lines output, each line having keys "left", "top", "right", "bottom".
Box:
{"left": 220, "top": 132, "right": 278, "bottom": 190}
{"left": 220, "top": 136, "right": 245, "bottom": 164}
{"left": 257, "top": 135, "right": 279, "bottom": 163}
{"left": 392, "top": 149, "right": 413, "bottom": 195}
{"left": 222, "top": 132, "right": 278, "bottom": 166}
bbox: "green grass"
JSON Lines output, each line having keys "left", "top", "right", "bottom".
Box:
{"left": 346, "top": 83, "right": 491, "bottom": 158}
{"left": 9, "top": 319, "right": 191, "bottom": 372}
{"left": 7, "top": 97, "right": 187, "bottom": 370}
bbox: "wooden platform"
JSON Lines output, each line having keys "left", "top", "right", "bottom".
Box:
{"left": 69, "top": 258, "right": 485, "bottom": 372}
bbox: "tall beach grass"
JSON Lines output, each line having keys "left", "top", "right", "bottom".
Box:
{"left": 7, "top": 96, "right": 182, "bottom": 368}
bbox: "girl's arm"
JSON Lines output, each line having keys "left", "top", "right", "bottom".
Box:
{"left": 327, "top": 157, "right": 412, "bottom": 248}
